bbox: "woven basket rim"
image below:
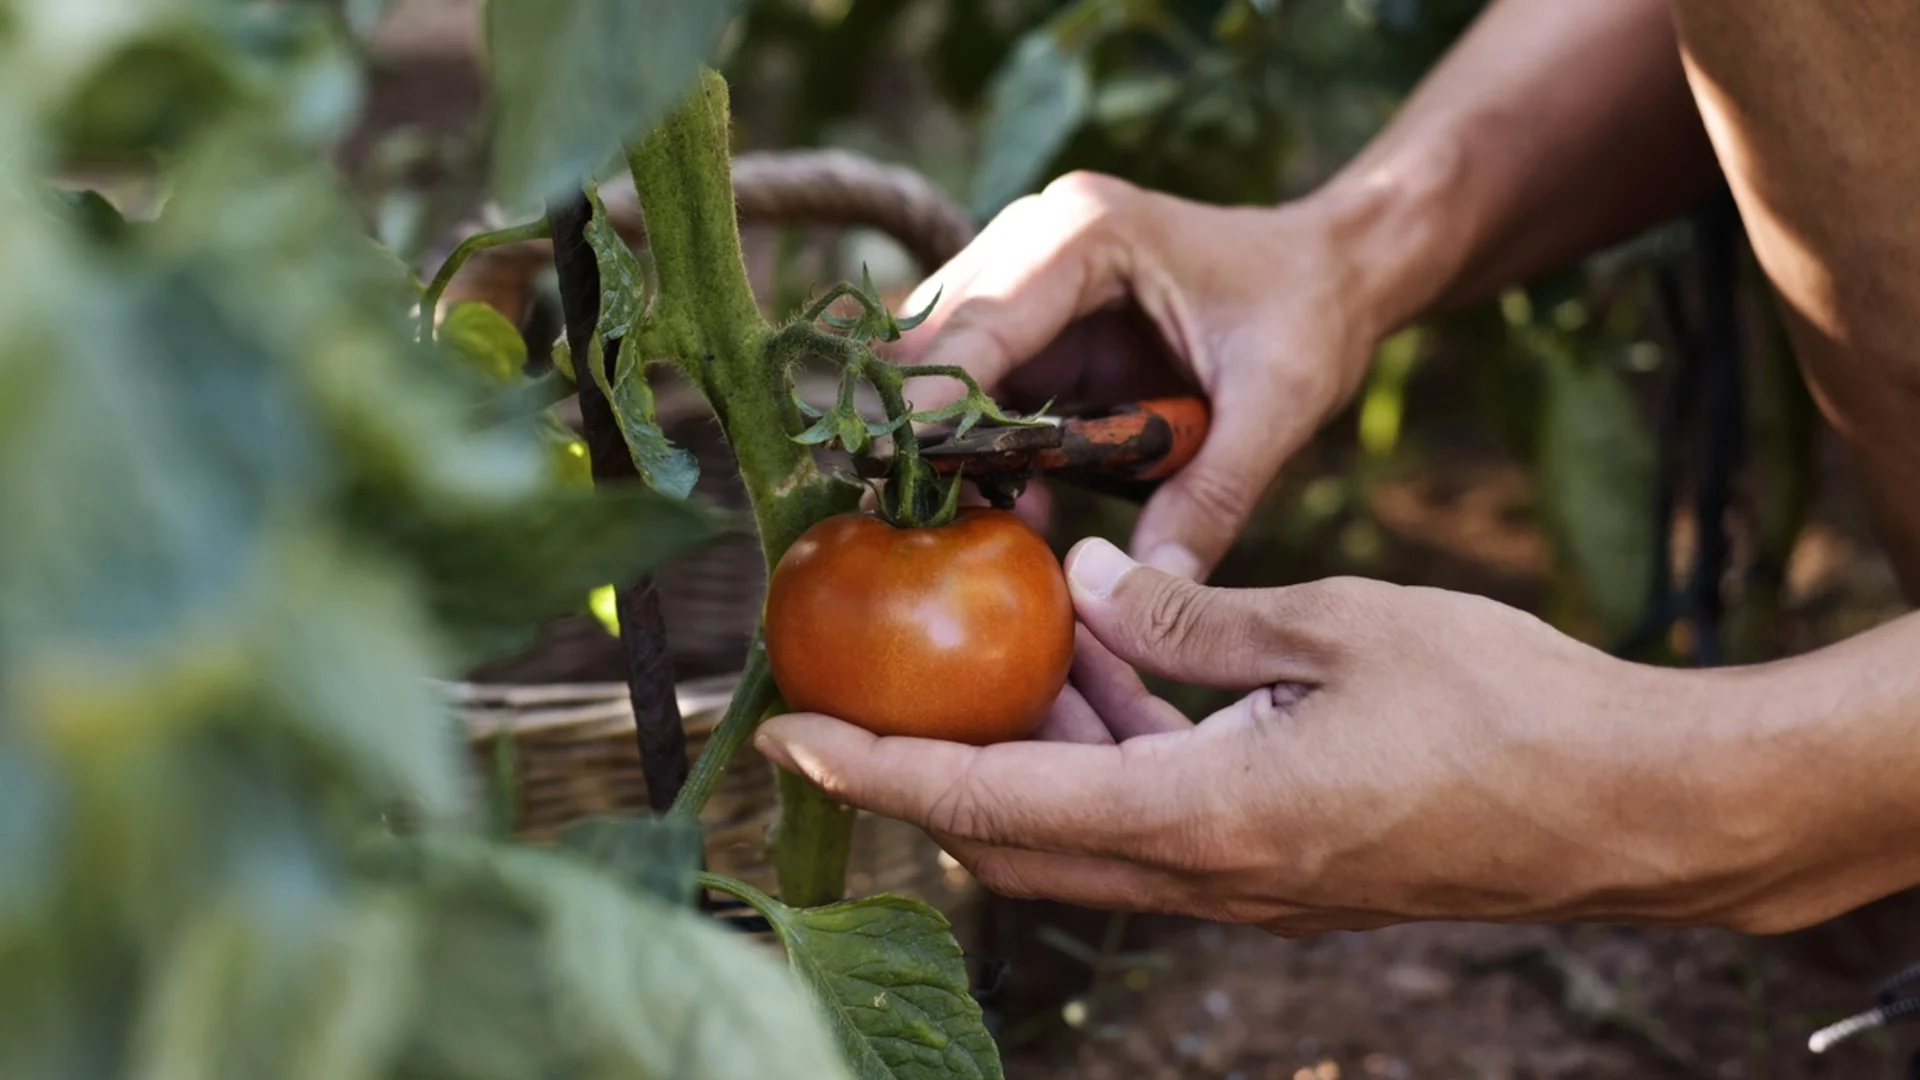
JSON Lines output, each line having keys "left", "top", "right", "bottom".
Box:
{"left": 444, "top": 672, "right": 741, "bottom": 741}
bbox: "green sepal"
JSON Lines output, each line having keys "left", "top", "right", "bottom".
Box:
{"left": 895, "top": 287, "right": 941, "bottom": 333}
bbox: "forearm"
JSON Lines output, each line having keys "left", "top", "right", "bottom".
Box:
{"left": 1307, "top": 0, "right": 1718, "bottom": 333}
{"left": 1696, "top": 612, "right": 1920, "bottom": 932}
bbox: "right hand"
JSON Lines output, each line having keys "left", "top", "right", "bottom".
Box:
{"left": 892, "top": 171, "right": 1392, "bottom": 580}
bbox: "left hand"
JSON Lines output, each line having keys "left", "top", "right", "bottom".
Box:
{"left": 754, "top": 539, "right": 1790, "bottom": 936}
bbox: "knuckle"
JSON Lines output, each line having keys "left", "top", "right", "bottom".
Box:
{"left": 1272, "top": 575, "right": 1392, "bottom": 644}
{"left": 1172, "top": 466, "right": 1258, "bottom": 530}
{"left": 1042, "top": 169, "right": 1131, "bottom": 205}
{"left": 1138, "top": 579, "right": 1215, "bottom": 654}
{"left": 926, "top": 783, "right": 987, "bottom": 843}
{"left": 993, "top": 192, "right": 1048, "bottom": 226}
{"left": 1152, "top": 824, "right": 1227, "bottom": 877}
{"left": 924, "top": 762, "right": 1004, "bottom": 844}
{"left": 1119, "top": 741, "right": 1234, "bottom": 876}
{"left": 965, "top": 851, "right": 1043, "bottom": 900}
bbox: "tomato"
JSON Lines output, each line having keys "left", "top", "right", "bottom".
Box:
{"left": 764, "top": 508, "right": 1074, "bottom": 745}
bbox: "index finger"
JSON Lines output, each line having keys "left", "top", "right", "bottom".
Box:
{"left": 889, "top": 190, "right": 1133, "bottom": 411}
{"left": 755, "top": 713, "right": 1202, "bottom": 863}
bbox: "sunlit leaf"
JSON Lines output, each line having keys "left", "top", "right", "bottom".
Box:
{"left": 439, "top": 301, "right": 529, "bottom": 384}
{"left": 486, "top": 0, "right": 750, "bottom": 212}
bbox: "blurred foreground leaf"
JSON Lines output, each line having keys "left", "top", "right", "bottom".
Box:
{"left": 350, "top": 485, "right": 722, "bottom": 665}
{"left": 486, "top": 0, "right": 748, "bottom": 212}
{"left": 556, "top": 814, "right": 703, "bottom": 908}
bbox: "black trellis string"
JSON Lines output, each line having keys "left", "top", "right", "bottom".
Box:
{"left": 1807, "top": 962, "right": 1920, "bottom": 1076}
{"left": 1612, "top": 191, "right": 1743, "bottom": 667}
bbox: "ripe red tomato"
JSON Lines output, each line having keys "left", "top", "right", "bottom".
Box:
{"left": 764, "top": 508, "right": 1074, "bottom": 745}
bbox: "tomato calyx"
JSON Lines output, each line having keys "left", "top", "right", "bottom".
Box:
{"left": 865, "top": 455, "right": 966, "bottom": 529}
{"left": 767, "top": 266, "right": 1050, "bottom": 530}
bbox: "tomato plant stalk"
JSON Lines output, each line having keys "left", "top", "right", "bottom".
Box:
{"left": 626, "top": 70, "right": 861, "bottom": 906}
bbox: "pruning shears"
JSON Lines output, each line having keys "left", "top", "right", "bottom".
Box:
{"left": 859, "top": 395, "right": 1210, "bottom": 509}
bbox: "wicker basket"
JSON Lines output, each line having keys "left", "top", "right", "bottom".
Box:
{"left": 450, "top": 674, "right": 980, "bottom": 933}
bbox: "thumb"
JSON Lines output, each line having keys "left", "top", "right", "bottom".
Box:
{"left": 1064, "top": 538, "right": 1338, "bottom": 689}
{"left": 1127, "top": 392, "right": 1286, "bottom": 581}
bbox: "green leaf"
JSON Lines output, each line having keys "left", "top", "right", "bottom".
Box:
{"left": 968, "top": 29, "right": 1093, "bottom": 220}
{"left": 0, "top": 748, "right": 63, "bottom": 922}
{"left": 710, "top": 877, "right": 1003, "bottom": 1080}
{"left": 344, "top": 0, "right": 393, "bottom": 39}
{"left": 550, "top": 334, "right": 578, "bottom": 383}
{"left": 556, "top": 814, "right": 702, "bottom": 907}
{"left": 351, "top": 484, "right": 721, "bottom": 664}
{"left": 594, "top": 335, "right": 700, "bottom": 498}
{"left": 50, "top": 187, "right": 129, "bottom": 241}
{"left": 835, "top": 410, "right": 872, "bottom": 456}
{"left": 257, "top": 537, "right": 469, "bottom": 816}
{"left": 585, "top": 185, "right": 646, "bottom": 341}
{"left": 438, "top": 301, "right": 528, "bottom": 384}
{"left": 1091, "top": 73, "right": 1182, "bottom": 129}
{"left": 486, "top": 0, "right": 749, "bottom": 213}
{"left": 482, "top": 370, "right": 576, "bottom": 431}
{"left": 383, "top": 840, "right": 856, "bottom": 1080}
{"left": 1529, "top": 329, "right": 1657, "bottom": 639}
{"left": 895, "top": 288, "right": 941, "bottom": 333}
{"left": 793, "top": 414, "right": 841, "bottom": 446}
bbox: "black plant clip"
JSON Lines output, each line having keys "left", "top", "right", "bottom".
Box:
{"left": 1809, "top": 962, "right": 1920, "bottom": 1077}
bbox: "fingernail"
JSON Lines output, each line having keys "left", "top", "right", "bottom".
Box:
{"left": 1067, "top": 538, "right": 1137, "bottom": 600}
{"left": 754, "top": 730, "right": 798, "bottom": 773}
{"left": 1142, "top": 543, "right": 1204, "bottom": 582}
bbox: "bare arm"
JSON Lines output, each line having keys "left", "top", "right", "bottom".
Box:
{"left": 1703, "top": 612, "right": 1920, "bottom": 929}
{"left": 893, "top": 0, "right": 1720, "bottom": 579}
{"left": 1320, "top": 0, "right": 1719, "bottom": 328}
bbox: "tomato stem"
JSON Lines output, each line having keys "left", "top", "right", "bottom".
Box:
{"left": 623, "top": 70, "right": 860, "bottom": 905}
{"left": 416, "top": 217, "right": 551, "bottom": 343}
{"left": 669, "top": 639, "right": 776, "bottom": 819}
{"left": 769, "top": 769, "right": 856, "bottom": 908}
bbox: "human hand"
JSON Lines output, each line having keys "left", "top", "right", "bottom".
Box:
{"left": 891, "top": 173, "right": 1391, "bottom": 580}
{"left": 756, "top": 539, "right": 1795, "bottom": 936}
